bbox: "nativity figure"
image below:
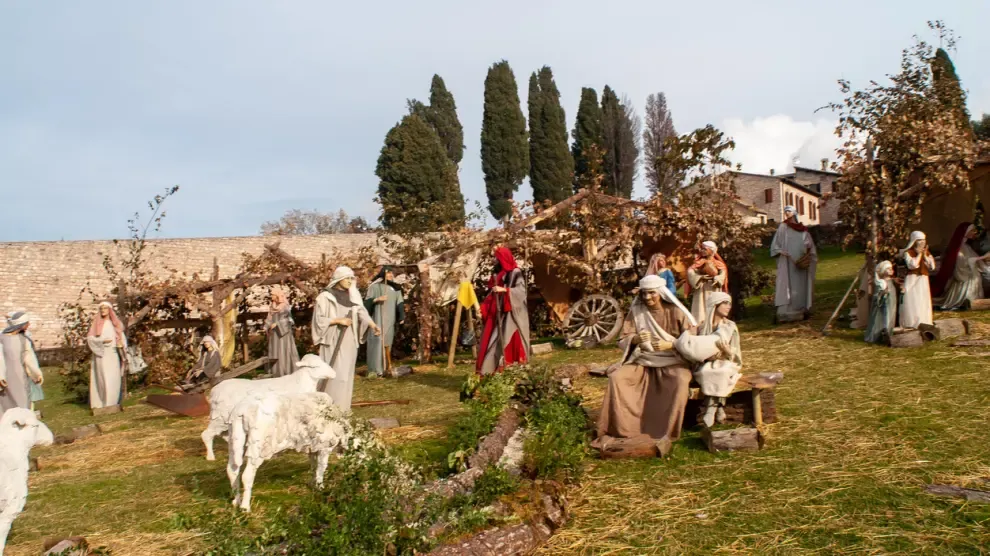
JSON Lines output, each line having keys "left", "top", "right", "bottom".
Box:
{"left": 0, "top": 311, "right": 43, "bottom": 413}
{"left": 87, "top": 302, "right": 126, "bottom": 410}
{"left": 266, "top": 289, "right": 299, "bottom": 377}
{"left": 476, "top": 247, "right": 531, "bottom": 375}
{"left": 770, "top": 205, "right": 817, "bottom": 321}
{"left": 933, "top": 223, "right": 990, "bottom": 311}
{"left": 364, "top": 266, "right": 406, "bottom": 378}
{"left": 686, "top": 241, "right": 728, "bottom": 324}
{"left": 899, "top": 231, "right": 935, "bottom": 328}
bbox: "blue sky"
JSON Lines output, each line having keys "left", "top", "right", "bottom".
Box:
{"left": 1, "top": 1, "right": 987, "bottom": 241}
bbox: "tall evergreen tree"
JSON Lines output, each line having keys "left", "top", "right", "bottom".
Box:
{"left": 527, "top": 66, "right": 573, "bottom": 205}
{"left": 481, "top": 60, "right": 529, "bottom": 220}
{"left": 376, "top": 114, "right": 465, "bottom": 232}
{"left": 427, "top": 75, "right": 464, "bottom": 165}
{"left": 931, "top": 48, "right": 970, "bottom": 130}
{"left": 571, "top": 88, "right": 604, "bottom": 192}
{"left": 973, "top": 113, "right": 990, "bottom": 141}
{"left": 600, "top": 86, "right": 640, "bottom": 198}
{"left": 642, "top": 92, "right": 678, "bottom": 198}
{"left": 406, "top": 75, "right": 465, "bottom": 166}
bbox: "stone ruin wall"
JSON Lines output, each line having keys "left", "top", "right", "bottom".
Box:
{"left": 0, "top": 234, "right": 383, "bottom": 348}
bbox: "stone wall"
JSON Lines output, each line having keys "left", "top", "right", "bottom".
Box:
{"left": 0, "top": 234, "right": 383, "bottom": 348}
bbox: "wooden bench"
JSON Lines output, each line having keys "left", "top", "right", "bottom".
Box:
{"left": 683, "top": 372, "right": 783, "bottom": 428}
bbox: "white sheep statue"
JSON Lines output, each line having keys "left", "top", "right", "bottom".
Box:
{"left": 1, "top": 408, "right": 54, "bottom": 555}
{"left": 201, "top": 354, "right": 336, "bottom": 460}
{"left": 226, "top": 391, "right": 354, "bottom": 512}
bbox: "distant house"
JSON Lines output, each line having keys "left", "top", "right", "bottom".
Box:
{"left": 729, "top": 164, "right": 841, "bottom": 226}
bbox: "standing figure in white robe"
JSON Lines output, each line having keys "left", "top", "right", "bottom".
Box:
{"left": 686, "top": 241, "right": 728, "bottom": 325}
{"left": 311, "top": 266, "right": 380, "bottom": 411}
{"left": 770, "top": 205, "right": 817, "bottom": 321}
{"left": 87, "top": 302, "right": 126, "bottom": 410}
{"left": 899, "top": 231, "right": 935, "bottom": 329}
{"left": 933, "top": 223, "right": 990, "bottom": 311}
{"left": 0, "top": 312, "right": 44, "bottom": 413}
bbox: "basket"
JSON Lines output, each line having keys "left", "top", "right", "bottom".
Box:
{"left": 795, "top": 252, "right": 812, "bottom": 270}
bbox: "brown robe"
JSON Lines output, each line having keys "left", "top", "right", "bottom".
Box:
{"left": 596, "top": 301, "right": 695, "bottom": 441}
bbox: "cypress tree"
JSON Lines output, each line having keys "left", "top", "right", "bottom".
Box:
{"left": 571, "top": 87, "right": 604, "bottom": 192}
{"left": 527, "top": 66, "right": 573, "bottom": 205}
{"left": 376, "top": 114, "right": 465, "bottom": 232}
{"left": 600, "top": 86, "right": 639, "bottom": 198}
{"left": 481, "top": 60, "right": 529, "bottom": 220}
{"left": 427, "top": 75, "right": 465, "bottom": 165}
{"left": 406, "top": 75, "right": 464, "bottom": 166}
{"left": 931, "top": 48, "right": 970, "bottom": 129}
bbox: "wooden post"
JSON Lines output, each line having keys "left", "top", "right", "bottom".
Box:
{"left": 751, "top": 390, "right": 764, "bottom": 427}
{"left": 821, "top": 266, "right": 863, "bottom": 335}
{"left": 447, "top": 303, "right": 463, "bottom": 368}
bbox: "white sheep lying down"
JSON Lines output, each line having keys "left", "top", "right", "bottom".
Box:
{"left": 202, "top": 353, "right": 335, "bottom": 460}
{"left": 227, "top": 391, "right": 354, "bottom": 512}
{"left": 0, "top": 408, "right": 54, "bottom": 555}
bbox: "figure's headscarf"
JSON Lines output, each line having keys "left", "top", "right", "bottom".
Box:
{"left": 701, "top": 291, "right": 732, "bottom": 335}
{"left": 327, "top": 266, "right": 363, "bottom": 305}
{"left": 638, "top": 275, "right": 698, "bottom": 327}
{"left": 2, "top": 310, "right": 30, "bottom": 334}
{"left": 900, "top": 231, "right": 927, "bottom": 256}
{"left": 931, "top": 223, "right": 974, "bottom": 297}
{"left": 487, "top": 247, "right": 521, "bottom": 311}
{"left": 783, "top": 205, "right": 808, "bottom": 232}
{"left": 687, "top": 240, "right": 729, "bottom": 296}
{"left": 201, "top": 335, "right": 219, "bottom": 351}
{"left": 873, "top": 260, "right": 894, "bottom": 292}
{"left": 88, "top": 301, "right": 124, "bottom": 345}
{"left": 270, "top": 289, "right": 290, "bottom": 312}
{"left": 646, "top": 253, "right": 667, "bottom": 276}
{"left": 372, "top": 265, "right": 402, "bottom": 290}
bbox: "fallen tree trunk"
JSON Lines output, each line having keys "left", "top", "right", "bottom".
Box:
{"left": 701, "top": 427, "right": 764, "bottom": 453}
{"left": 924, "top": 484, "right": 990, "bottom": 503}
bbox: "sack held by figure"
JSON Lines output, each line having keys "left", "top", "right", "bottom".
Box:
{"left": 795, "top": 252, "right": 812, "bottom": 270}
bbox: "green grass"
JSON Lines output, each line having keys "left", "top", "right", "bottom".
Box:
{"left": 9, "top": 247, "right": 990, "bottom": 554}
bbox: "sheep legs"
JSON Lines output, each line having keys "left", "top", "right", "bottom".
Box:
{"left": 0, "top": 514, "right": 13, "bottom": 555}
{"left": 310, "top": 451, "right": 331, "bottom": 488}
{"left": 202, "top": 420, "right": 227, "bottom": 461}
{"left": 226, "top": 458, "right": 242, "bottom": 508}
{"left": 236, "top": 460, "right": 260, "bottom": 512}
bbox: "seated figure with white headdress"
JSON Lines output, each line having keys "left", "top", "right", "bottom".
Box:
{"left": 770, "top": 205, "right": 817, "bottom": 322}
{"left": 595, "top": 275, "right": 698, "bottom": 447}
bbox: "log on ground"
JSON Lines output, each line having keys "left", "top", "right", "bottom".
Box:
{"left": 701, "top": 427, "right": 764, "bottom": 453}
{"left": 890, "top": 329, "right": 924, "bottom": 348}
{"left": 919, "top": 318, "right": 969, "bottom": 341}
{"left": 531, "top": 342, "right": 553, "bottom": 355}
{"left": 924, "top": 484, "right": 990, "bottom": 503}
{"left": 970, "top": 298, "right": 990, "bottom": 311}
{"left": 596, "top": 434, "right": 671, "bottom": 459}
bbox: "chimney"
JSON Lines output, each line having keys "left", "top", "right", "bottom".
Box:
{"left": 820, "top": 158, "right": 828, "bottom": 171}
{"left": 769, "top": 168, "right": 775, "bottom": 176}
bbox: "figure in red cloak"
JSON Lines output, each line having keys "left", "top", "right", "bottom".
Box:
{"left": 476, "top": 246, "right": 531, "bottom": 375}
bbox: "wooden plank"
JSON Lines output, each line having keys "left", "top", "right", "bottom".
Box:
{"left": 351, "top": 399, "right": 412, "bottom": 408}
{"left": 187, "top": 356, "right": 271, "bottom": 392}
{"left": 702, "top": 427, "right": 763, "bottom": 453}
{"left": 447, "top": 303, "right": 463, "bottom": 369}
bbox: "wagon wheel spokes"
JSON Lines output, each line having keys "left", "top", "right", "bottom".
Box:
{"left": 563, "top": 294, "right": 625, "bottom": 346}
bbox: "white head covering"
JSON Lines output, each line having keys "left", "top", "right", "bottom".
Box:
{"left": 900, "top": 231, "right": 926, "bottom": 255}
{"left": 701, "top": 291, "right": 732, "bottom": 335}
{"left": 201, "top": 335, "right": 219, "bottom": 351}
{"left": 873, "top": 260, "right": 894, "bottom": 291}
{"left": 784, "top": 205, "right": 796, "bottom": 215}
{"left": 702, "top": 241, "right": 718, "bottom": 254}
{"left": 637, "top": 275, "right": 698, "bottom": 327}
{"left": 327, "top": 265, "right": 363, "bottom": 305}
{"left": 3, "top": 311, "right": 30, "bottom": 334}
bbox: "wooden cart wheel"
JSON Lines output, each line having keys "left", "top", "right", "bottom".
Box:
{"left": 563, "top": 294, "right": 623, "bottom": 345}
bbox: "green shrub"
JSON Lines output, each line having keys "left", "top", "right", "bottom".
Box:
{"left": 523, "top": 395, "right": 589, "bottom": 482}
{"left": 471, "top": 465, "right": 520, "bottom": 506}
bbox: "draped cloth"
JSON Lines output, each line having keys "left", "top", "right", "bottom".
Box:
{"left": 900, "top": 248, "right": 935, "bottom": 329}
{"left": 684, "top": 292, "right": 742, "bottom": 399}
{"left": 312, "top": 281, "right": 372, "bottom": 412}
{"left": 364, "top": 280, "right": 405, "bottom": 377}
{"left": 686, "top": 254, "right": 728, "bottom": 324}
{"left": 865, "top": 277, "right": 897, "bottom": 344}
{"left": 596, "top": 297, "right": 695, "bottom": 442}
{"left": 266, "top": 302, "right": 300, "bottom": 378}
{"left": 934, "top": 224, "right": 987, "bottom": 310}
{"left": 770, "top": 222, "right": 817, "bottom": 317}
{"left": 0, "top": 333, "right": 42, "bottom": 412}
{"left": 476, "top": 248, "right": 531, "bottom": 375}
{"left": 87, "top": 311, "right": 125, "bottom": 409}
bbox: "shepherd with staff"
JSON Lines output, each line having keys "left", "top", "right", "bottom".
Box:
{"left": 312, "top": 266, "right": 380, "bottom": 411}
{"left": 364, "top": 266, "right": 405, "bottom": 378}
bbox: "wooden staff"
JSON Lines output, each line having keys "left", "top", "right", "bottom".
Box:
{"left": 821, "top": 265, "right": 865, "bottom": 335}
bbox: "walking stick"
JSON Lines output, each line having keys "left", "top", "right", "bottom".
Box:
{"left": 377, "top": 293, "right": 388, "bottom": 376}
{"left": 117, "top": 344, "right": 129, "bottom": 410}
{"left": 821, "top": 265, "right": 865, "bottom": 336}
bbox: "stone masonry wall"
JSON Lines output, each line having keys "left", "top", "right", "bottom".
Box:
{"left": 0, "top": 234, "right": 383, "bottom": 348}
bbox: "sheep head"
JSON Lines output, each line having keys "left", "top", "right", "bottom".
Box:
{"left": 1, "top": 407, "right": 54, "bottom": 448}
{"left": 295, "top": 354, "right": 336, "bottom": 380}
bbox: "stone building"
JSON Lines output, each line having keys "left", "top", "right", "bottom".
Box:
{"left": 730, "top": 163, "right": 841, "bottom": 226}
{"left": 0, "top": 234, "right": 385, "bottom": 348}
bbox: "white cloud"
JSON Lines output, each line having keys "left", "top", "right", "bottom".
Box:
{"left": 722, "top": 115, "right": 842, "bottom": 175}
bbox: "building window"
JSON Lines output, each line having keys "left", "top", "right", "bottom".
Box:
{"left": 799, "top": 197, "right": 805, "bottom": 215}
{"left": 764, "top": 188, "right": 773, "bottom": 203}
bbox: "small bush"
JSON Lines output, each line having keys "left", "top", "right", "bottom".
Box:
{"left": 471, "top": 465, "right": 520, "bottom": 506}
{"left": 523, "top": 395, "right": 589, "bottom": 482}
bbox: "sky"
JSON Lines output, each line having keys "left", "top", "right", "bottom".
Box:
{"left": 1, "top": 1, "right": 988, "bottom": 242}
